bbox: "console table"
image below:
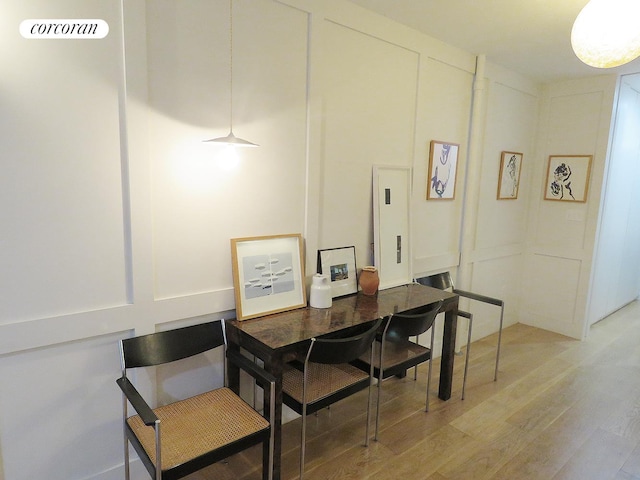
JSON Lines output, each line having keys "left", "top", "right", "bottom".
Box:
{"left": 225, "top": 283, "right": 458, "bottom": 480}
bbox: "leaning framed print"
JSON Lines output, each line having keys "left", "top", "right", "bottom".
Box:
{"left": 230, "top": 233, "right": 306, "bottom": 320}
{"left": 427, "top": 140, "right": 459, "bottom": 200}
{"left": 497, "top": 151, "right": 523, "bottom": 199}
{"left": 317, "top": 246, "right": 358, "bottom": 298}
{"left": 544, "top": 155, "right": 592, "bottom": 203}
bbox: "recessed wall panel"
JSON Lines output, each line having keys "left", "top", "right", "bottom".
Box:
{"left": 148, "top": 0, "right": 309, "bottom": 300}
{"left": 0, "top": 1, "right": 128, "bottom": 325}
{"left": 319, "top": 21, "right": 419, "bottom": 266}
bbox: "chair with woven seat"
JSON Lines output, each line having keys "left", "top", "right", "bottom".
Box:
{"left": 416, "top": 271, "right": 505, "bottom": 398}
{"left": 116, "top": 320, "right": 275, "bottom": 480}
{"left": 282, "top": 317, "right": 384, "bottom": 480}
{"left": 352, "top": 300, "right": 443, "bottom": 440}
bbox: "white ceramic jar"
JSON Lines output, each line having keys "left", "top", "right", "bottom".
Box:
{"left": 309, "top": 274, "right": 332, "bottom": 308}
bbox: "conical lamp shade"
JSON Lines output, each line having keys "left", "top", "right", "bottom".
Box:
{"left": 571, "top": 0, "right": 640, "bottom": 68}
{"left": 204, "top": 130, "right": 258, "bottom": 147}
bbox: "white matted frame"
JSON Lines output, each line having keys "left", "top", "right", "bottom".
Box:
{"left": 544, "top": 155, "right": 592, "bottom": 203}
{"left": 427, "top": 140, "right": 459, "bottom": 200}
{"left": 373, "top": 165, "right": 412, "bottom": 290}
{"left": 231, "top": 233, "right": 306, "bottom": 320}
{"left": 497, "top": 151, "right": 523, "bottom": 199}
{"left": 317, "top": 246, "right": 358, "bottom": 298}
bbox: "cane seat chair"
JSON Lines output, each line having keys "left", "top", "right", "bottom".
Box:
{"left": 352, "top": 300, "right": 443, "bottom": 440}
{"left": 416, "top": 271, "right": 505, "bottom": 398}
{"left": 116, "top": 320, "right": 275, "bottom": 480}
{"left": 282, "top": 318, "right": 384, "bottom": 480}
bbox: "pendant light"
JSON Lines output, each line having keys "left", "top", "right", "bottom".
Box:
{"left": 571, "top": 0, "right": 640, "bottom": 68}
{"left": 205, "top": 0, "right": 258, "bottom": 147}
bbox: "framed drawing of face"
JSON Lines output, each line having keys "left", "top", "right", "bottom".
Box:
{"left": 427, "top": 140, "right": 459, "bottom": 200}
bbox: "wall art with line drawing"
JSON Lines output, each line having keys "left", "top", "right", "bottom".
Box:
{"left": 544, "top": 155, "right": 592, "bottom": 203}
{"left": 497, "top": 151, "right": 523, "bottom": 200}
{"left": 427, "top": 140, "right": 459, "bottom": 200}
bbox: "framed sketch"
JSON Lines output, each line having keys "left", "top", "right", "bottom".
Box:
{"left": 497, "top": 151, "right": 523, "bottom": 199}
{"left": 544, "top": 155, "right": 592, "bottom": 202}
{"left": 230, "top": 233, "right": 306, "bottom": 320}
{"left": 317, "top": 246, "right": 358, "bottom": 298}
{"left": 427, "top": 140, "right": 459, "bottom": 200}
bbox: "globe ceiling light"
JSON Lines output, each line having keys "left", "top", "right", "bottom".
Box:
{"left": 571, "top": 0, "right": 640, "bottom": 68}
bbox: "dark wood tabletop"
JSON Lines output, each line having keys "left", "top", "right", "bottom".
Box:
{"left": 227, "top": 282, "right": 457, "bottom": 351}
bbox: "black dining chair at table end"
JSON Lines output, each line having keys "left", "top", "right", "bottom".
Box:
{"left": 416, "top": 271, "right": 505, "bottom": 399}
{"left": 282, "top": 317, "right": 384, "bottom": 480}
{"left": 116, "top": 319, "right": 275, "bottom": 480}
{"left": 352, "top": 300, "right": 443, "bottom": 441}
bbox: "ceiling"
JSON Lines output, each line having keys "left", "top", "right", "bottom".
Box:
{"left": 346, "top": 0, "right": 640, "bottom": 83}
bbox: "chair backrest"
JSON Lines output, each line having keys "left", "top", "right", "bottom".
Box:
{"left": 120, "top": 320, "right": 224, "bottom": 370}
{"left": 415, "top": 272, "right": 454, "bottom": 291}
{"left": 307, "top": 317, "right": 384, "bottom": 365}
{"left": 386, "top": 300, "right": 443, "bottom": 340}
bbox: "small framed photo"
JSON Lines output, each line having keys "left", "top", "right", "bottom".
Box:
{"left": 427, "top": 140, "right": 459, "bottom": 200}
{"left": 317, "top": 246, "right": 358, "bottom": 298}
{"left": 544, "top": 155, "right": 592, "bottom": 203}
{"left": 497, "top": 151, "right": 523, "bottom": 199}
{"left": 231, "top": 234, "right": 306, "bottom": 320}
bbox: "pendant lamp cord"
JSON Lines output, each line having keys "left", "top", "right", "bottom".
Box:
{"left": 228, "top": 0, "right": 234, "bottom": 133}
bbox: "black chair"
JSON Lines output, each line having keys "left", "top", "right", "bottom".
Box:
{"left": 416, "top": 271, "right": 504, "bottom": 398}
{"left": 282, "top": 318, "right": 384, "bottom": 480}
{"left": 116, "top": 320, "right": 275, "bottom": 480}
{"left": 352, "top": 300, "right": 443, "bottom": 440}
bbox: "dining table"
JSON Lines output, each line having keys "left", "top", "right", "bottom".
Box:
{"left": 225, "top": 282, "right": 459, "bottom": 480}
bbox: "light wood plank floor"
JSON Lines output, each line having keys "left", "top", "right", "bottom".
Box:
{"left": 189, "top": 301, "right": 640, "bottom": 480}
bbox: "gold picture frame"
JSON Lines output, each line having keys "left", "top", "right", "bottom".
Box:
{"left": 497, "top": 151, "right": 523, "bottom": 200}
{"left": 544, "top": 155, "right": 592, "bottom": 203}
{"left": 231, "top": 233, "right": 306, "bottom": 320}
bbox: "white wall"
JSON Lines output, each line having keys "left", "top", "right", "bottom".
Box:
{"left": 520, "top": 75, "right": 618, "bottom": 339}
{"left": 588, "top": 73, "right": 640, "bottom": 325}
{"left": 0, "top": 0, "right": 544, "bottom": 479}
{"left": 0, "top": 1, "right": 468, "bottom": 478}
{"left": 462, "top": 64, "right": 540, "bottom": 341}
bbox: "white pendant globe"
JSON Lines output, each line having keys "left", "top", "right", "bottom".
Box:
{"left": 571, "top": 0, "right": 640, "bottom": 68}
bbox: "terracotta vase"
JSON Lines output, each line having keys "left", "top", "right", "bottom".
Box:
{"left": 359, "top": 266, "right": 379, "bottom": 296}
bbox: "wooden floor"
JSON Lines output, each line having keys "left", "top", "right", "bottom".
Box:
{"left": 189, "top": 301, "right": 640, "bottom": 480}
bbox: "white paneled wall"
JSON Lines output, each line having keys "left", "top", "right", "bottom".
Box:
{"left": 521, "top": 76, "right": 618, "bottom": 339}
{"left": 147, "top": 0, "right": 309, "bottom": 301}
{"left": 2, "top": 0, "right": 629, "bottom": 479}
{"left": 318, "top": 19, "right": 420, "bottom": 266}
{"left": 1, "top": 0, "right": 127, "bottom": 326}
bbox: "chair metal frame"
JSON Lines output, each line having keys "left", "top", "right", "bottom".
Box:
{"left": 117, "top": 320, "right": 275, "bottom": 480}
{"left": 354, "top": 300, "right": 442, "bottom": 440}
{"left": 416, "top": 272, "right": 504, "bottom": 398}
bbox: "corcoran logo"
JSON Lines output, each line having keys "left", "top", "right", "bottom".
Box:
{"left": 20, "top": 19, "right": 109, "bottom": 39}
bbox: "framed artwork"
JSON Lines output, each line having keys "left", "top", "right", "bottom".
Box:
{"left": 427, "top": 140, "right": 459, "bottom": 200}
{"left": 497, "top": 151, "right": 523, "bottom": 199}
{"left": 317, "top": 246, "right": 358, "bottom": 298}
{"left": 373, "top": 165, "right": 412, "bottom": 290}
{"left": 230, "top": 234, "right": 306, "bottom": 320}
{"left": 544, "top": 155, "right": 592, "bottom": 202}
